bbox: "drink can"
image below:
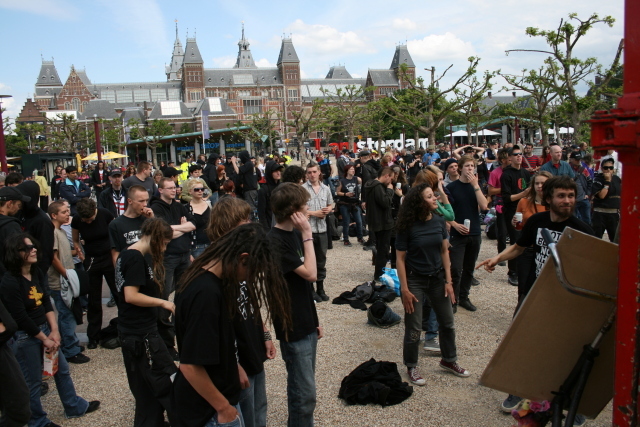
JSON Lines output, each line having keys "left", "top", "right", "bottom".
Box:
{"left": 464, "top": 219, "right": 471, "bottom": 229}
{"left": 515, "top": 212, "right": 523, "bottom": 223}
{"left": 396, "top": 183, "right": 401, "bottom": 189}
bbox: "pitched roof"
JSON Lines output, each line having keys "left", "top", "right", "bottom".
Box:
{"left": 390, "top": 45, "right": 415, "bottom": 69}
{"left": 192, "top": 97, "right": 237, "bottom": 116}
{"left": 325, "top": 66, "right": 352, "bottom": 79}
{"left": 368, "top": 69, "right": 399, "bottom": 86}
{"left": 148, "top": 100, "right": 192, "bottom": 119}
{"left": 183, "top": 38, "right": 203, "bottom": 64}
{"left": 76, "top": 70, "right": 92, "bottom": 86}
{"left": 78, "top": 99, "right": 119, "bottom": 120}
{"left": 203, "top": 68, "right": 282, "bottom": 87}
{"left": 120, "top": 107, "right": 145, "bottom": 123}
{"left": 35, "top": 60, "right": 63, "bottom": 87}
{"left": 299, "top": 78, "right": 367, "bottom": 100}
{"left": 91, "top": 81, "right": 182, "bottom": 108}
{"left": 277, "top": 38, "right": 299, "bottom": 64}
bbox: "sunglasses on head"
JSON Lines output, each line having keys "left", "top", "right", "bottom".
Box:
{"left": 602, "top": 166, "right": 614, "bottom": 170}
{"left": 193, "top": 188, "right": 205, "bottom": 191}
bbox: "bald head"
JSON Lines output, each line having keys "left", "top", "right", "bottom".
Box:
{"left": 550, "top": 145, "right": 563, "bottom": 163}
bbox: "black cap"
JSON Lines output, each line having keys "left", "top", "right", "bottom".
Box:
{"left": 569, "top": 151, "right": 582, "bottom": 160}
{"left": 163, "top": 167, "right": 181, "bottom": 177}
{"left": 110, "top": 168, "right": 123, "bottom": 176}
{"left": 359, "top": 150, "right": 371, "bottom": 157}
{"left": 443, "top": 158, "right": 458, "bottom": 170}
{"left": 0, "top": 187, "right": 31, "bottom": 203}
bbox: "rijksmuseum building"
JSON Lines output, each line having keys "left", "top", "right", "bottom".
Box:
{"left": 17, "top": 25, "right": 416, "bottom": 162}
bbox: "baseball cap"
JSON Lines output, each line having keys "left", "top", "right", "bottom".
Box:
{"left": 569, "top": 151, "right": 582, "bottom": 160}
{"left": 359, "top": 150, "right": 371, "bottom": 157}
{"left": 163, "top": 167, "right": 181, "bottom": 177}
{"left": 0, "top": 187, "right": 30, "bottom": 202}
{"left": 110, "top": 168, "right": 123, "bottom": 176}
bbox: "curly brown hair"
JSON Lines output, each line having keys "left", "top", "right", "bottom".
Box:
{"left": 395, "top": 183, "right": 435, "bottom": 233}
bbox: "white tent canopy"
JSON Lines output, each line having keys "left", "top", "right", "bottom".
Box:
{"left": 444, "top": 130, "right": 470, "bottom": 137}
{"left": 471, "top": 129, "right": 501, "bottom": 136}
{"left": 559, "top": 127, "right": 574, "bottom": 134}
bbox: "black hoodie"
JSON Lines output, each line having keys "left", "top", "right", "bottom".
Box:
{"left": 203, "top": 153, "right": 221, "bottom": 188}
{"left": 257, "top": 161, "right": 282, "bottom": 231}
{"left": 0, "top": 214, "right": 22, "bottom": 276}
{"left": 363, "top": 179, "right": 394, "bottom": 232}
{"left": 18, "top": 181, "right": 54, "bottom": 276}
{"left": 238, "top": 150, "right": 258, "bottom": 192}
{"left": 150, "top": 197, "right": 194, "bottom": 255}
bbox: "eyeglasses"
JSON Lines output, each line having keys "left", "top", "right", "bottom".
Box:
{"left": 602, "top": 166, "right": 614, "bottom": 170}
{"left": 193, "top": 188, "right": 205, "bottom": 192}
{"left": 21, "top": 245, "right": 36, "bottom": 252}
{"left": 511, "top": 153, "right": 523, "bottom": 156}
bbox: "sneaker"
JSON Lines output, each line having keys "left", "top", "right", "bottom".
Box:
{"left": 423, "top": 338, "right": 441, "bottom": 352}
{"left": 317, "top": 290, "right": 329, "bottom": 302}
{"left": 67, "top": 353, "right": 90, "bottom": 364}
{"left": 407, "top": 367, "right": 426, "bottom": 386}
{"left": 41, "top": 381, "right": 49, "bottom": 396}
{"left": 86, "top": 400, "right": 101, "bottom": 414}
{"left": 87, "top": 340, "right": 99, "bottom": 350}
{"left": 106, "top": 297, "right": 116, "bottom": 308}
{"left": 508, "top": 273, "right": 518, "bottom": 286}
{"left": 571, "top": 414, "right": 587, "bottom": 426}
{"left": 452, "top": 304, "right": 457, "bottom": 314}
{"left": 439, "top": 360, "right": 471, "bottom": 377}
{"left": 471, "top": 277, "right": 480, "bottom": 286}
{"left": 501, "top": 394, "right": 523, "bottom": 413}
{"left": 312, "top": 291, "right": 323, "bottom": 303}
{"left": 458, "top": 299, "right": 477, "bottom": 312}
{"left": 344, "top": 240, "right": 352, "bottom": 247}
{"left": 357, "top": 238, "right": 365, "bottom": 244}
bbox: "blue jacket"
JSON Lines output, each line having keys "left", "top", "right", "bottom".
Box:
{"left": 540, "top": 160, "right": 576, "bottom": 178}
{"left": 59, "top": 178, "right": 91, "bottom": 215}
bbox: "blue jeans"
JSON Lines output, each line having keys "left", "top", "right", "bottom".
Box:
{"left": 422, "top": 307, "right": 439, "bottom": 341}
{"left": 204, "top": 403, "right": 245, "bottom": 427}
{"left": 238, "top": 370, "right": 267, "bottom": 427}
{"left": 339, "top": 204, "right": 363, "bottom": 241}
{"left": 574, "top": 198, "right": 591, "bottom": 224}
{"left": 279, "top": 332, "right": 317, "bottom": 427}
{"left": 11, "top": 324, "right": 88, "bottom": 427}
{"left": 50, "top": 290, "right": 82, "bottom": 358}
{"left": 191, "top": 243, "right": 209, "bottom": 259}
{"left": 209, "top": 191, "right": 219, "bottom": 205}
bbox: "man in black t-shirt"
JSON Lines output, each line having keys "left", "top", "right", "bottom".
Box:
{"left": 108, "top": 185, "right": 154, "bottom": 266}
{"left": 500, "top": 145, "right": 531, "bottom": 286}
{"left": 267, "top": 183, "right": 322, "bottom": 426}
{"left": 591, "top": 157, "right": 621, "bottom": 242}
{"left": 476, "top": 175, "right": 594, "bottom": 416}
{"left": 447, "top": 156, "right": 489, "bottom": 312}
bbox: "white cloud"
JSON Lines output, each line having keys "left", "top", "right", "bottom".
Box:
{"left": 408, "top": 32, "right": 475, "bottom": 62}
{"left": 284, "top": 19, "right": 374, "bottom": 56}
{"left": 0, "top": 0, "right": 80, "bottom": 20}
{"left": 211, "top": 56, "right": 236, "bottom": 68}
{"left": 0, "top": 84, "right": 21, "bottom": 128}
{"left": 392, "top": 18, "right": 417, "bottom": 31}
{"left": 255, "top": 58, "right": 274, "bottom": 68}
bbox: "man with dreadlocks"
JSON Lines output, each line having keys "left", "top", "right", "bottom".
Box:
{"left": 173, "top": 224, "right": 292, "bottom": 427}
{"left": 267, "top": 182, "right": 322, "bottom": 427}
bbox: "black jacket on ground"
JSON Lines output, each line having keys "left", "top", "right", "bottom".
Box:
{"left": 150, "top": 197, "right": 195, "bottom": 255}
{"left": 257, "top": 161, "right": 281, "bottom": 231}
{"left": 18, "top": 181, "right": 54, "bottom": 277}
{"left": 339, "top": 358, "right": 413, "bottom": 407}
{"left": 364, "top": 179, "right": 394, "bottom": 232}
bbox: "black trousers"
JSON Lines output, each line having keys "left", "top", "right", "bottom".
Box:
{"left": 120, "top": 332, "right": 177, "bottom": 427}
{"left": 85, "top": 253, "right": 117, "bottom": 341}
{"left": 502, "top": 207, "right": 521, "bottom": 276}
{"left": 592, "top": 211, "right": 619, "bottom": 243}
{"left": 373, "top": 229, "right": 392, "bottom": 279}
{"left": 0, "top": 343, "right": 31, "bottom": 427}
{"left": 449, "top": 234, "right": 482, "bottom": 302}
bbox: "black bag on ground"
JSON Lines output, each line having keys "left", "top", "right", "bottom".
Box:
{"left": 332, "top": 281, "right": 374, "bottom": 310}
{"left": 339, "top": 358, "right": 413, "bottom": 406}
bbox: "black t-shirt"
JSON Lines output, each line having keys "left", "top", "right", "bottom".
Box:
{"left": 115, "top": 249, "right": 159, "bottom": 334}
{"left": 395, "top": 215, "right": 448, "bottom": 276}
{"left": 109, "top": 215, "right": 146, "bottom": 252}
{"left": 501, "top": 166, "right": 531, "bottom": 213}
{"left": 447, "top": 180, "right": 481, "bottom": 236}
{"left": 71, "top": 208, "right": 114, "bottom": 256}
{"left": 234, "top": 281, "right": 266, "bottom": 377}
{"left": 516, "top": 211, "right": 595, "bottom": 279}
{"left": 173, "top": 271, "right": 240, "bottom": 426}
{"left": 338, "top": 176, "right": 359, "bottom": 204}
{"left": 0, "top": 270, "right": 52, "bottom": 337}
{"left": 267, "top": 227, "right": 319, "bottom": 342}
{"left": 592, "top": 174, "right": 621, "bottom": 209}
{"left": 192, "top": 206, "right": 211, "bottom": 245}
{"left": 239, "top": 162, "right": 258, "bottom": 191}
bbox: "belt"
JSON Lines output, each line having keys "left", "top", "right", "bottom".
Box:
{"left": 594, "top": 207, "right": 619, "bottom": 214}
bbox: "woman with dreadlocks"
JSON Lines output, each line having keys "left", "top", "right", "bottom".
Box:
{"left": 173, "top": 223, "right": 292, "bottom": 427}
{"left": 396, "top": 183, "right": 470, "bottom": 388}
{"left": 115, "top": 217, "right": 177, "bottom": 427}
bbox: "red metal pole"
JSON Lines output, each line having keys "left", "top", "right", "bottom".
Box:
{"left": 589, "top": 0, "right": 640, "bottom": 424}
{"left": 93, "top": 117, "right": 102, "bottom": 162}
{"left": 0, "top": 107, "right": 7, "bottom": 174}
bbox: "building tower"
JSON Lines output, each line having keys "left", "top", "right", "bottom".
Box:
{"left": 34, "top": 58, "right": 63, "bottom": 110}
{"left": 277, "top": 37, "right": 301, "bottom": 106}
{"left": 167, "top": 22, "right": 185, "bottom": 81}
{"left": 390, "top": 44, "right": 416, "bottom": 89}
{"left": 234, "top": 22, "right": 257, "bottom": 69}
{"left": 182, "top": 36, "right": 204, "bottom": 103}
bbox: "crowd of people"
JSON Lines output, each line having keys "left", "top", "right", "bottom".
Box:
{"left": 0, "top": 138, "right": 621, "bottom": 427}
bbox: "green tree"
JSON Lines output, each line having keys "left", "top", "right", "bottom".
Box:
{"left": 45, "top": 113, "right": 88, "bottom": 152}
{"left": 127, "top": 118, "right": 172, "bottom": 165}
{"left": 507, "top": 13, "right": 623, "bottom": 143}
{"left": 179, "top": 123, "right": 192, "bottom": 134}
{"left": 15, "top": 121, "right": 46, "bottom": 152}
{"left": 319, "top": 85, "right": 370, "bottom": 145}
{"left": 281, "top": 98, "right": 325, "bottom": 161}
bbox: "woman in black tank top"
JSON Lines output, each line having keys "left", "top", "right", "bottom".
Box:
{"left": 335, "top": 164, "right": 363, "bottom": 246}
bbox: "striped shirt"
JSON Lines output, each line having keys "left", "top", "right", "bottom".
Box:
{"left": 303, "top": 181, "right": 334, "bottom": 234}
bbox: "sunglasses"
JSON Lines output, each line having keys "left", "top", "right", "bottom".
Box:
{"left": 602, "top": 166, "right": 614, "bottom": 170}
{"left": 21, "top": 245, "right": 36, "bottom": 252}
{"left": 511, "top": 153, "right": 523, "bottom": 156}
{"left": 193, "top": 188, "right": 205, "bottom": 192}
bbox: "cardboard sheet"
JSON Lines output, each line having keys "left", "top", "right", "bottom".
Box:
{"left": 480, "top": 228, "right": 618, "bottom": 418}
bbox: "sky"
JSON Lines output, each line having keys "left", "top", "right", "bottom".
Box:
{"left": 0, "top": 0, "right": 624, "bottom": 125}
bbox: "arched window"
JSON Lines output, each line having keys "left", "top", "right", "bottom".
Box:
{"left": 72, "top": 98, "right": 80, "bottom": 111}
{"left": 64, "top": 102, "right": 72, "bottom": 110}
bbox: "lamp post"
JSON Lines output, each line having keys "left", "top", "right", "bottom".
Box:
{"left": 0, "top": 95, "right": 12, "bottom": 174}
{"left": 93, "top": 114, "right": 102, "bottom": 161}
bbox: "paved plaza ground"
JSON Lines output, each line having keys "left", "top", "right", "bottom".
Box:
{"left": 41, "top": 227, "right": 614, "bottom": 426}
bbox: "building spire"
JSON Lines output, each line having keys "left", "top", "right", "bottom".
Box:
{"left": 234, "top": 22, "right": 256, "bottom": 68}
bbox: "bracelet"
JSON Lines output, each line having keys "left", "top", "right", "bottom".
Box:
{"left": 603, "top": 186, "right": 609, "bottom": 190}
{"left": 302, "top": 238, "right": 313, "bottom": 243}
{"left": 264, "top": 331, "right": 272, "bottom": 341}
{"left": 474, "top": 187, "right": 481, "bottom": 192}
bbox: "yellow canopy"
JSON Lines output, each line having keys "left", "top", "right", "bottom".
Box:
{"left": 102, "top": 151, "right": 127, "bottom": 160}
{"left": 81, "top": 153, "right": 99, "bottom": 161}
